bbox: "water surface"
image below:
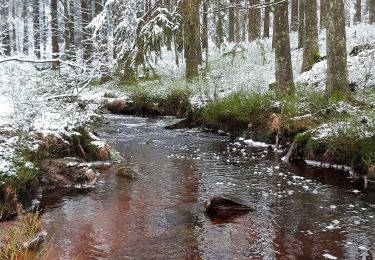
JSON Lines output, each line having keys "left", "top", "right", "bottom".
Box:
{"left": 42, "top": 115, "right": 375, "bottom": 259}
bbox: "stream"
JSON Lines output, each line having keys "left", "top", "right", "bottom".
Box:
{"left": 41, "top": 115, "right": 375, "bottom": 259}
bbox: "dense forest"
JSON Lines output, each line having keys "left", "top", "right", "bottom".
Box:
{"left": 1, "top": 0, "right": 375, "bottom": 259}
{"left": 1, "top": 0, "right": 374, "bottom": 94}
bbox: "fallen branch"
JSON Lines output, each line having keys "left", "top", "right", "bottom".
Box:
{"left": 0, "top": 56, "right": 86, "bottom": 71}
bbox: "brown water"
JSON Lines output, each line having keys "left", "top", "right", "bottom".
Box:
{"left": 41, "top": 115, "right": 375, "bottom": 259}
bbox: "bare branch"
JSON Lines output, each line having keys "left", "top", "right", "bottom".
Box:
{"left": 203, "top": 0, "right": 289, "bottom": 14}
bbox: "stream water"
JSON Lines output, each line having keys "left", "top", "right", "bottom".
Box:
{"left": 41, "top": 115, "right": 375, "bottom": 259}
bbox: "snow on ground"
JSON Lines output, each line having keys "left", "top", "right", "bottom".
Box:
{"left": 154, "top": 23, "right": 375, "bottom": 106}
{"left": 0, "top": 62, "right": 106, "bottom": 177}
{"left": 297, "top": 23, "right": 375, "bottom": 90}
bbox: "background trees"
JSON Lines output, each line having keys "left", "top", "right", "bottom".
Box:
{"left": 0, "top": 0, "right": 372, "bottom": 96}
{"left": 326, "top": 0, "right": 349, "bottom": 97}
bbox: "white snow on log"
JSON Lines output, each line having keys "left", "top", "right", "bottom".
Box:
{"left": 323, "top": 253, "right": 337, "bottom": 259}
{"left": 244, "top": 139, "right": 272, "bottom": 148}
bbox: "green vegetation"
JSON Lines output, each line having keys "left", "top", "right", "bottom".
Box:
{"left": 202, "top": 91, "right": 272, "bottom": 131}
{"left": 0, "top": 212, "right": 52, "bottom": 260}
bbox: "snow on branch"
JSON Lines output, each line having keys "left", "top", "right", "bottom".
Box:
{"left": 204, "top": 0, "right": 289, "bottom": 14}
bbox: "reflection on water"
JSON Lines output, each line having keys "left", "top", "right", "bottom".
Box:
{"left": 42, "top": 115, "right": 375, "bottom": 259}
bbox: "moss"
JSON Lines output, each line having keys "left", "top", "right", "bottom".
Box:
{"left": 305, "top": 137, "right": 322, "bottom": 154}
{"left": 201, "top": 91, "right": 273, "bottom": 136}
{"left": 313, "top": 50, "right": 321, "bottom": 61}
{"left": 294, "top": 132, "right": 312, "bottom": 145}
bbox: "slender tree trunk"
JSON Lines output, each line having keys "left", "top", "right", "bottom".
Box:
{"left": 298, "top": 0, "right": 304, "bottom": 48}
{"left": 370, "top": 0, "right": 375, "bottom": 23}
{"left": 320, "top": 0, "right": 327, "bottom": 29}
{"left": 228, "top": 0, "right": 235, "bottom": 42}
{"left": 263, "top": 0, "right": 270, "bottom": 38}
{"left": 235, "top": 0, "right": 241, "bottom": 42}
{"left": 215, "top": 0, "right": 224, "bottom": 48}
{"left": 274, "top": 0, "right": 294, "bottom": 93}
{"left": 23, "top": 2, "right": 29, "bottom": 55}
{"left": 42, "top": 0, "right": 48, "bottom": 58}
{"left": 81, "top": 0, "right": 91, "bottom": 63}
{"left": 0, "top": 3, "right": 11, "bottom": 56}
{"left": 248, "top": 0, "right": 260, "bottom": 42}
{"left": 11, "top": 5, "right": 16, "bottom": 54}
{"left": 65, "top": 0, "right": 76, "bottom": 61}
{"left": 326, "top": 0, "right": 349, "bottom": 97}
{"left": 180, "top": 0, "right": 201, "bottom": 80}
{"left": 51, "top": 0, "right": 59, "bottom": 69}
{"left": 164, "top": 0, "right": 172, "bottom": 50}
{"left": 33, "top": 0, "right": 40, "bottom": 58}
{"left": 301, "top": 0, "right": 319, "bottom": 72}
{"left": 354, "top": 0, "right": 362, "bottom": 24}
{"left": 291, "top": 0, "right": 298, "bottom": 32}
{"left": 202, "top": 0, "right": 208, "bottom": 49}
{"left": 242, "top": 9, "right": 247, "bottom": 41}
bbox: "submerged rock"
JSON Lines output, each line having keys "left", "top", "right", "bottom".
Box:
{"left": 164, "top": 118, "right": 189, "bottom": 130}
{"left": 116, "top": 165, "right": 139, "bottom": 179}
{"left": 204, "top": 195, "right": 253, "bottom": 220}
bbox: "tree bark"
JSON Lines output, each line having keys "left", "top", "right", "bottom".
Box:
{"left": 263, "top": 0, "right": 270, "bottom": 38}
{"left": 215, "top": 0, "right": 224, "bottom": 48}
{"left": 274, "top": 0, "right": 294, "bottom": 94}
{"left": 235, "top": 0, "right": 241, "bottom": 42}
{"left": 354, "top": 0, "right": 362, "bottom": 24}
{"left": 248, "top": 0, "right": 260, "bottom": 42}
{"left": 202, "top": 0, "right": 209, "bottom": 49}
{"left": 65, "top": 0, "right": 76, "bottom": 61}
{"left": 51, "top": 0, "right": 59, "bottom": 69}
{"left": 320, "top": 0, "right": 327, "bottom": 29}
{"left": 81, "top": 0, "right": 92, "bottom": 63}
{"left": 228, "top": 0, "right": 235, "bottom": 42}
{"left": 326, "top": 0, "right": 349, "bottom": 97}
{"left": 33, "top": 0, "right": 40, "bottom": 58}
{"left": 23, "top": 1, "right": 29, "bottom": 55}
{"left": 0, "top": 3, "right": 11, "bottom": 56}
{"left": 180, "top": 0, "right": 201, "bottom": 80}
{"left": 291, "top": 0, "right": 298, "bottom": 32}
{"left": 301, "top": 0, "right": 319, "bottom": 72}
{"left": 370, "top": 0, "right": 375, "bottom": 23}
{"left": 298, "top": 0, "right": 304, "bottom": 48}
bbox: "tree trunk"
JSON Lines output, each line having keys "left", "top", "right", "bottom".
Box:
{"left": 95, "top": 0, "right": 103, "bottom": 14}
{"left": 291, "top": 0, "right": 298, "bottom": 32}
{"left": 215, "top": 0, "right": 224, "bottom": 48}
{"left": 301, "top": 0, "right": 319, "bottom": 72}
{"left": 263, "top": 0, "right": 270, "bottom": 38}
{"left": 65, "top": 0, "right": 76, "bottom": 61}
{"left": 23, "top": 1, "right": 29, "bottom": 55}
{"left": 320, "top": 0, "right": 327, "bottom": 29}
{"left": 354, "top": 0, "right": 362, "bottom": 24}
{"left": 370, "top": 0, "right": 375, "bottom": 23}
{"left": 298, "top": 0, "right": 304, "bottom": 48}
{"left": 228, "top": 0, "right": 235, "bottom": 42}
{"left": 51, "top": 0, "right": 59, "bottom": 69}
{"left": 326, "top": 0, "right": 349, "bottom": 97}
{"left": 235, "top": 0, "right": 241, "bottom": 42}
{"left": 248, "top": 0, "right": 260, "bottom": 42}
{"left": 33, "top": 0, "right": 40, "bottom": 58}
{"left": 81, "top": 0, "right": 91, "bottom": 63}
{"left": 242, "top": 9, "right": 247, "bottom": 41}
{"left": 202, "top": 0, "right": 209, "bottom": 49}
{"left": 0, "top": 3, "right": 11, "bottom": 56}
{"left": 274, "top": 0, "right": 294, "bottom": 93}
{"left": 180, "top": 0, "right": 201, "bottom": 80}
